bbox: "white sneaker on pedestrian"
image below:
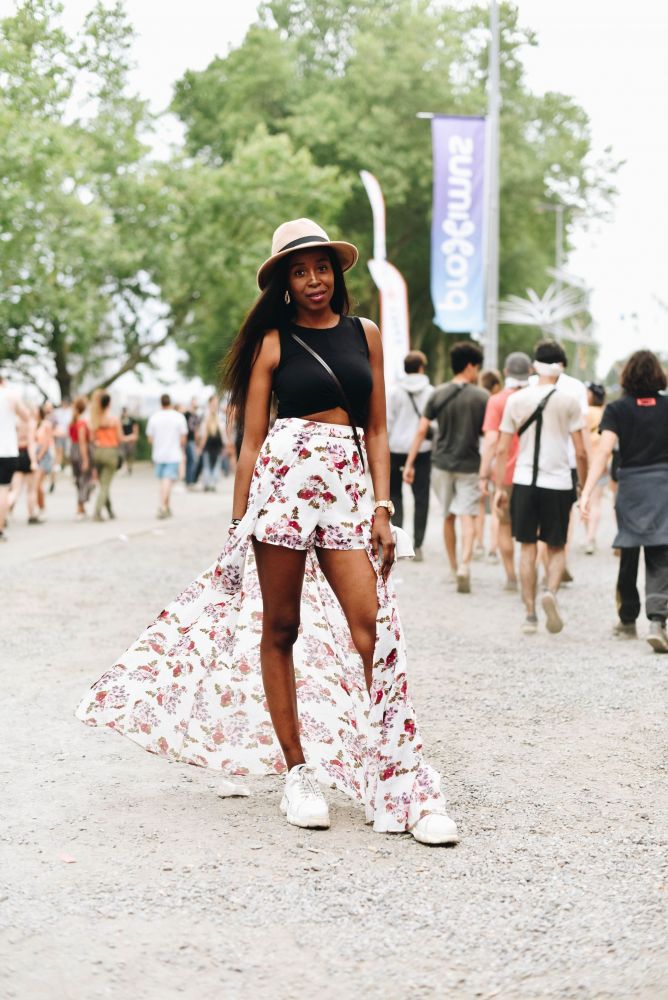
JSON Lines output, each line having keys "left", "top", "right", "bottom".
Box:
{"left": 456, "top": 564, "right": 471, "bottom": 594}
{"left": 522, "top": 615, "right": 538, "bottom": 635}
{"left": 413, "top": 547, "right": 424, "bottom": 562}
{"left": 647, "top": 621, "right": 668, "bottom": 653}
{"left": 280, "top": 764, "right": 330, "bottom": 829}
{"left": 411, "top": 812, "right": 459, "bottom": 845}
{"left": 541, "top": 591, "right": 563, "bottom": 634}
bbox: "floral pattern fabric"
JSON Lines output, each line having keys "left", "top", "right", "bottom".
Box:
{"left": 76, "top": 418, "right": 447, "bottom": 832}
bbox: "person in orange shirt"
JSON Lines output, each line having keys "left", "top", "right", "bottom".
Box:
{"left": 89, "top": 390, "right": 132, "bottom": 521}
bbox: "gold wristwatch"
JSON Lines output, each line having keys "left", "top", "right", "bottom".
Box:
{"left": 374, "top": 500, "right": 395, "bottom": 517}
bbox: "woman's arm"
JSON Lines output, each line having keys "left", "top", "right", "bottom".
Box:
{"left": 361, "top": 319, "right": 395, "bottom": 578}
{"left": 35, "top": 424, "right": 48, "bottom": 462}
{"left": 230, "top": 330, "right": 279, "bottom": 521}
{"left": 580, "top": 429, "right": 616, "bottom": 519}
{"left": 78, "top": 423, "right": 89, "bottom": 469}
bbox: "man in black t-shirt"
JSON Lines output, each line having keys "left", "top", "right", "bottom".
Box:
{"left": 404, "top": 340, "right": 488, "bottom": 593}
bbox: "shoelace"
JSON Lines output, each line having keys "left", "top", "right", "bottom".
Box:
{"left": 296, "top": 767, "right": 321, "bottom": 800}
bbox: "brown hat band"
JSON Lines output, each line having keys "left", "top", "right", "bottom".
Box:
{"left": 278, "top": 234, "right": 328, "bottom": 253}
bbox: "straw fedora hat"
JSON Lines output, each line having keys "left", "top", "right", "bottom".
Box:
{"left": 256, "top": 218, "right": 358, "bottom": 290}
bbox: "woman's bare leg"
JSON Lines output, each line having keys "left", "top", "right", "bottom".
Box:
{"left": 587, "top": 483, "right": 604, "bottom": 546}
{"left": 315, "top": 548, "right": 379, "bottom": 692}
{"left": 252, "top": 539, "right": 307, "bottom": 770}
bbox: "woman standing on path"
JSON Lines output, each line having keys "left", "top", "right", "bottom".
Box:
{"left": 34, "top": 404, "right": 55, "bottom": 518}
{"left": 581, "top": 350, "right": 668, "bottom": 652}
{"left": 8, "top": 406, "right": 39, "bottom": 524}
{"left": 76, "top": 219, "right": 458, "bottom": 846}
{"left": 90, "top": 391, "right": 126, "bottom": 521}
{"left": 69, "top": 396, "right": 93, "bottom": 521}
{"left": 198, "top": 395, "right": 227, "bottom": 491}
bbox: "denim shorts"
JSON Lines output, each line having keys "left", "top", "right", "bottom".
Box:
{"left": 154, "top": 462, "right": 180, "bottom": 480}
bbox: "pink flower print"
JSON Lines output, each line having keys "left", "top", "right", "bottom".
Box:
{"left": 380, "top": 765, "right": 396, "bottom": 781}
{"left": 321, "top": 491, "right": 336, "bottom": 505}
{"left": 156, "top": 737, "right": 169, "bottom": 754}
{"left": 298, "top": 448, "right": 311, "bottom": 459}
{"left": 277, "top": 464, "right": 290, "bottom": 477}
{"left": 404, "top": 718, "right": 416, "bottom": 736}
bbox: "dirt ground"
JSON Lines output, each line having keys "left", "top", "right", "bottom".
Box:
{"left": 1, "top": 466, "right": 666, "bottom": 1000}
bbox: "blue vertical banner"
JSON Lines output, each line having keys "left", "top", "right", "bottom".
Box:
{"left": 430, "top": 115, "right": 486, "bottom": 333}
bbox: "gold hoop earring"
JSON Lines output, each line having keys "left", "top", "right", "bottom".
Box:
{"left": 284, "top": 290, "right": 291, "bottom": 305}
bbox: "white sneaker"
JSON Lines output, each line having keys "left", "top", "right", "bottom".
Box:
{"left": 647, "top": 621, "right": 668, "bottom": 653}
{"left": 541, "top": 591, "right": 564, "bottom": 634}
{"left": 456, "top": 564, "right": 471, "bottom": 594}
{"left": 280, "top": 764, "right": 330, "bottom": 829}
{"left": 411, "top": 812, "right": 459, "bottom": 845}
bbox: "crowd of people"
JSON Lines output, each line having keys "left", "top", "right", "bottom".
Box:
{"left": 71, "top": 217, "right": 668, "bottom": 851}
{"left": 387, "top": 339, "right": 668, "bottom": 653}
{"left": 0, "top": 383, "right": 235, "bottom": 535}
{"left": 1, "top": 335, "right": 666, "bottom": 660}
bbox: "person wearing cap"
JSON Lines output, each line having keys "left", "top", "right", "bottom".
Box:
{"left": 494, "top": 340, "right": 588, "bottom": 635}
{"left": 478, "top": 352, "right": 533, "bottom": 590}
{"left": 76, "top": 218, "right": 459, "bottom": 847}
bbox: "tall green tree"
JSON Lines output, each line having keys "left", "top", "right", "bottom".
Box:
{"left": 172, "top": 0, "right": 617, "bottom": 379}
{"left": 0, "top": 0, "right": 182, "bottom": 399}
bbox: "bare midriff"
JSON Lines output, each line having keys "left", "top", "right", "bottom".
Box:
{"left": 296, "top": 406, "right": 351, "bottom": 427}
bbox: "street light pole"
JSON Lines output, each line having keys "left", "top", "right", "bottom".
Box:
{"left": 484, "top": 0, "right": 500, "bottom": 369}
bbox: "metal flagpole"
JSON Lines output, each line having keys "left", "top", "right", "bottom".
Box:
{"left": 484, "top": 0, "right": 500, "bottom": 369}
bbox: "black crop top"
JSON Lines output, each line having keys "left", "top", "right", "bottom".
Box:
{"left": 273, "top": 315, "right": 373, "bottom": 427}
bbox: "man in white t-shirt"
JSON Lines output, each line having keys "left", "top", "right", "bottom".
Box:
{"left": 494, "top": 342, "right": 588, "bottom": 635}
{"left": 146, "top": 394, "right": 188, "bottom": 519}
{"left": 0, "top": 373, "right": 30, "bottom": 540}
{"left": 529, "top": 344, "right": 591, "bottom": 582}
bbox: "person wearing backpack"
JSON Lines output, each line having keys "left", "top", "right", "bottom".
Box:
{"left": 403, "top": 340, "right": 488, "bottom": 593}
{"left": 386, "top": 351, "right": 434, "bottom": 561}
{"left": 494, "top": 341, "right": 588, "bottom": 635}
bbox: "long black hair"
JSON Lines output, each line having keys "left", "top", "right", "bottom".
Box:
{"left": 221, "top": 248, "right": 351, "bottom": 424}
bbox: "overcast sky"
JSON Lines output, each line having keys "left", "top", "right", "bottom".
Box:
{"left": 4, "top": 0, "right": 667, "bottom": 377}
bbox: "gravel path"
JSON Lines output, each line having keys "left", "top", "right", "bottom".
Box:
{"left": 1, "top": 468, "right": 666, "bottom": 999}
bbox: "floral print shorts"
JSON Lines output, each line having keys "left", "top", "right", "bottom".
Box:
{"left": 252, "top": 419, "right": 371, "bottom": 550}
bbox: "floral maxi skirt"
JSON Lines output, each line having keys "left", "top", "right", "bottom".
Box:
{"left": 75, "top": 418, "right": 447, "bottom": 832}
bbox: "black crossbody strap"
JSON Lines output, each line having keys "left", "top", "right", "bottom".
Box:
{"left": 290, "top": 332, "right": 365, "bottom": 472}
{"left": 406, "top": 391, "right": 421, "bottom": 419}
{"left": 440, "top": 383, "right": 465, "bottom": 415}
{"left": 517, "top": 388, "right": 557, "bottom": 487}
